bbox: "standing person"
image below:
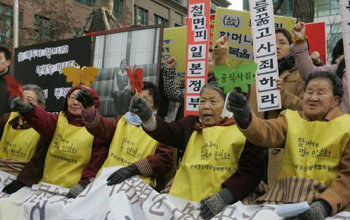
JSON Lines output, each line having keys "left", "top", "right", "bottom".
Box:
{"left": 0, "top": 84, "right": 46, "bottom": 179}
{"left": 291, "top": 22, "right": 348, "bottom": 113}
{"left": 129, "top": 82, "right": 264, "bottom": 220}
{"left": 229, "top": 71, "right": 350, "bottom": 220}
{"left": 0, "top": 46, "right": 12, "bottom": 115}
{"left": 77, "top": 82, "right": 174, "bottom": 191}
{"left": 111, "top": 59, "right": 131, "bottom": 116}
{"left": 6, "top": 85, "right": 108, "bottom": 198}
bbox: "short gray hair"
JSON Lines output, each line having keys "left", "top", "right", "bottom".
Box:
{"left": 23, "top": 84, "right": 46, "bottom": 109}
{"left": 200, "top": 81, "right": 226, "bottom": 100}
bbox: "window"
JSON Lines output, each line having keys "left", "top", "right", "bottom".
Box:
{"left": 113, "top": 0, "right": 123, "bottom": 18}
{"left": 315, "top": 0, "right": 331, "bottom": 17}
{"left": 330, "top": 0, "right": 339, "bottom": 15}
{"left": 76, "top": 0, "right": 95, "bottom": 7}
{"left": 172, "top": 0, "right": 183, "bottom": 4}
{"left": 134, "top": 6, "right": 148, "bottom": 25}
{"left": 154, "top": 14, "right": 168, "bottom": 27}
{"left": 73, "top": 28, "right": 84, "bottom": 38}
{"left": 34, "top": 15, "right": 52, "bottom": 40}
{"left": 326, "top": 23, "right": 342, "bottom": 60}
{"left": 274, "top": 0, "right": 294, "bottom": 17}
{"left": 0, "top": 3, "right": 13, "bottom": 44}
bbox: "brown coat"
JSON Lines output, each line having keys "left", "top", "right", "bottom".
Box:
{"left": 214, "top": 47, "right": 305, "bottom": 187}
{"left": 238, "top": 108, "right": 350, "bottom": 215}
{"left": 248, "top": 67, "right": 304, "bottom": 188}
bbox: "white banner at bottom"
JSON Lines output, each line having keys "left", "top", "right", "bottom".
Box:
{"left": 0, "top": 168, "right": 349, "bottom": 220}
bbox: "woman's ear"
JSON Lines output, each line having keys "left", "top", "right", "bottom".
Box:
{"left": 333, "top": 96, "right": 341, "bottom": 107}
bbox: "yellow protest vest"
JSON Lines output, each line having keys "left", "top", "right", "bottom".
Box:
{"left": 0, "top": 112, "right": 41, "bottom": 162}
{"left": 279, "top": 110, "right": 350, "bottom": 185}
{"left": 42, "top": 112, "right": 94, "bottom": 188}
{"left": 170, "top": 124, "right": 246, "bottom": 202}
{"left": 100, "top": 116, "right": 158, "bottom": 184}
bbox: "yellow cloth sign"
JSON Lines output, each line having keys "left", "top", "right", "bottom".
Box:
{"left": 42, "top": 112, "right": 94, "bottom": 188}
{"left": 0, "top": 112, "right": 41, "bottom": 162}
{"left": 170, "top": 125, "right": 246, "bottom": 202}
{"left": 213, "top": 8, "right": 296, "bottom": 67}
{"left": 163, "top": 27, "right": 187, "bottom": 89}
{"left": 100, "top": 116, "right": 158, "bottom": 184}
{"left": 279, "top": 110, "right": 350, "bottom": 185}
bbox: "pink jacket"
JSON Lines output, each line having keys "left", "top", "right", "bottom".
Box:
{"left": 290, "top": 42, "right": 349, "bottom": 113}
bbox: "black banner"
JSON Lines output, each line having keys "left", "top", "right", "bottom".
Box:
{"left": 14, "top": 37, "right": 92, "bottom": 112}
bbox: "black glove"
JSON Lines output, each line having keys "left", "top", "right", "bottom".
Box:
{"left": 227, "top": 88, "right": 250, "bottom": 123}
{"left": 76, "top": 89, "right": 95, "bottom": 109}
{"left": 129, "top": 95, "right": 153, "bottom": 121}
{"left": 2, "top": 180, "right": 26, "bottom": 194}
{"left": 200, "top": 187, "right": 235, "bottom": 220}
{"left": 288, "top": 200, "right": 331, "bottom": 220}
{"left": 107, "top": 164, "right": 139, "bottom": 186}
{"left": 66, "top": 183, "right": 87, "bottom": 198}
{"left": 10, "top": 97, "right": 33, "bottom": 114}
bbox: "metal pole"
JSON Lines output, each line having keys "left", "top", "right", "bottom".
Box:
{"left": 132, "top": 0, "right": 135, "bottom": 25}
{"left": 13, "top": 0, "right": 19, "bottom": 48}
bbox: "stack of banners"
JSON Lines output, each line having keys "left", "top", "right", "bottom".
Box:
{"left": 184, "top": 0, "right": 211, "bottom": 116}
{"left": 340, "top": 0, "right": 350, "bottom": 106}
{"left": 1, "top": 168, "right": 350, "bottom": 219}
{"left": 213, "top": 8, "right": 296, "bottom": 67}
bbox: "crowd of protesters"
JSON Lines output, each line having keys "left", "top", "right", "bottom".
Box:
{"left": 0, "top": 22, "right": 349, "bottom": 220}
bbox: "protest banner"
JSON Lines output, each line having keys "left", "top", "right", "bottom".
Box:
{"left": 249, "top": 0, "right": 282, "bottom": 112}
{"left": 340, "top": 0, "right": 350, "bottom": 108}
{"left": 163, "top": 27, "right": 187, "bottom": 90}
{"left": 14, "top": 37, "right": 92, "bottom": 112}
{"left": 0, "top": 168, "right": 349, "bottom": 220}
{"left": 213, "top": 8, "right": 295, "bottom": 68}
{"left": 184, "top": 0, "right": 211, "bottom": 116}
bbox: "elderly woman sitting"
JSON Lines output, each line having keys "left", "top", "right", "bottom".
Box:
{"left": 228, "top": 71, "right": 350, "bottom": 220}
{"left": 129, "top": 82, "right": 265, "bottom": 220}
{"left": 1, "top": 84, "right": 47, "bottom": 193}
{"left": 0, "top": 84, "right": 46, "bottom": 176}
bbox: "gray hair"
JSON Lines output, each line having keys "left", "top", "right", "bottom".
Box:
{"left": 200, "top": 81, "right": 226, "bottom": 100}
{"left": 23, "top": 84, "right": 46, "bottom": 109}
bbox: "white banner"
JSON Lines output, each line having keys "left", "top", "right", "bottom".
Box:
{"left": 340, "top": 0, "right": 350, "bottom": 109}
{"left": 249, "top": 0, "right": 282, "bottom": 112}
{"left": 0, "top": 169, "right": 349, "bottom": 220}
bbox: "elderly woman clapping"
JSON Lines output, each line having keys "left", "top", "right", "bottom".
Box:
{"left": 228, "top": 71, "right": 350, "bottom": 220}
{"left": 129, "top": 82, "right": 265, "bottom": 220}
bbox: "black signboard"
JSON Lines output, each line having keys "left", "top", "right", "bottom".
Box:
{"left": 14, "top": 37, "right": 92, "bottom": 112}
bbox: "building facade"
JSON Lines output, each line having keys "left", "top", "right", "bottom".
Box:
{"left": 0, "top": 0, "right": 230, "bottom": 48}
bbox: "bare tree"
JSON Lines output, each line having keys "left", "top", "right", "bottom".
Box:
{"left": 273, "top": 0, "right": 285, "bottom": 14}
{"left": 24, "top": 0, "right": 77, "bottom": 44}
{"left": 293, "top": 0, "right": 315, "bottom": 22}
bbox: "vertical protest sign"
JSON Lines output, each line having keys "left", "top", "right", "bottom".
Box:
{"left": 14, "top": 37, "right": 92, "bottom": 112}
{"left": 305, "top": 22, "right": 327, "bottom": 64}
{"left": 184, "top": 0, "right": 210, "bottom": 116}
{"left": 249, "top": 0, "right": 281, "bottom": 112}
{"left": 340, "top": 0, "right": 350, "bottom": 108}
{"left": 213, "top": 8, "right": 295, "bottom": 68}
